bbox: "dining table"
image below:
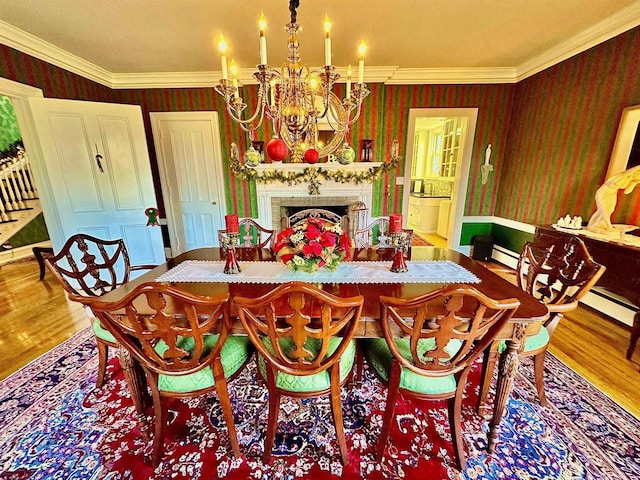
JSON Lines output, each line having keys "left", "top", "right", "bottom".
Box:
{"left": 98, "top": 246, "right": 548, "bottom": 454}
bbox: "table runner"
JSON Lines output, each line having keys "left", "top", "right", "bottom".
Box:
{"left": 155, "top": 260, "right": 480, "bottom": 284}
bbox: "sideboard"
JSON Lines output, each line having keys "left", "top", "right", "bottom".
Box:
{"left": 535, "top": 225, "right": 640, "bottom": 360}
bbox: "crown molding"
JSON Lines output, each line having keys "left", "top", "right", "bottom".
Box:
{"left": 515, "top": 2, "right": 640, "bottom": 81}
{"left": 110, "top": 71, "right": 219, "bottom": 89}
{"left": 2, "top": 5, "right": 640, "bottom": 90}
{"left": 0, "top": 20, "right": 113, "bottom": 87}
{"left": 385, "top": 67, "right": 518, "bottom": 84}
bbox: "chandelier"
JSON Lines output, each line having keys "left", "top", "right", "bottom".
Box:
{"left": 214, "top": 0, "right": 369, "bottom": 163}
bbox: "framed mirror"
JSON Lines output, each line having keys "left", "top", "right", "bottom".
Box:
{"left": 278, "top": 92, "right": 346, "bottom": 159}
{"left": 606, "top": 105, "right": 640, "bottom": 179}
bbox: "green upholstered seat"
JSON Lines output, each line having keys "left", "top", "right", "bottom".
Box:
{"left": 92, "top": 317, "right": 116, "bottom": 343}
{"left": 497, "top": 325, "right": 550, "bottom": 354}
{"left": 155, "top": 334, "right": 253, "bottom": 394}
{"left": 257, "top": 337, "right": 356, "bottom": 393}
{"left": 360, "top": 337, "right": 463, "bottom": 395}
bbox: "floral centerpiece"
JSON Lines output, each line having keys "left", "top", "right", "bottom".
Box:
{"left": 274, "top": 218, "right": 351, "bottom": 272}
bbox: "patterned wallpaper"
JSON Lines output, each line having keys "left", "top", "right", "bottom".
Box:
{"left": 2, "top": 24, "right": 640, "bottom": 228}
{"left": 0, "top": 45, "right": 111, "bottom": 101}
{"left": 497, "top": 26, "right": 640, "bottom": 226}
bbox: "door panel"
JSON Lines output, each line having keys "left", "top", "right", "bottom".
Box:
{"left": 28, "top": 98, "right": 165, "bottom": 264}
{"left": 99, "top": 116, "right": 146, "bottom": 210}
{"left": 48, "top": 113, "right": 104, "bottom": 212}
{"left": 182, "top": 212, "right": 217, "bottom": 251}
{"left": 151, "top": 112, "right": 226, "bottom": 255}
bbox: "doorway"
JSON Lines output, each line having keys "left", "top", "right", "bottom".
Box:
{"left": 402, "top": 108, "right": 478, "bottom": 251}
{"left": 150, "top": 112, "right": 227, "bottom": 256}
{"left": 0, "top": 78, "right": 49, "bottom": 263}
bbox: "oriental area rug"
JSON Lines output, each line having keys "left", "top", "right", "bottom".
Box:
{"left": 0, "top": 328, "right": 638, "bottom": 480}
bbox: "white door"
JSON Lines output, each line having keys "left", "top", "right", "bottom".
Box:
{"left": 150, "top": 112, "right": 226, "bottom": 255}
{"left": 26, "top": 98, "right": 165, "bottom": 265}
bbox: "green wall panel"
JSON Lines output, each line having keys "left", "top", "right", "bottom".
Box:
{"left": 460, "top": 222, "right": 492, "bottom": 246}
{"left": 491, "top": 224, "right": 534, "bottom": 253}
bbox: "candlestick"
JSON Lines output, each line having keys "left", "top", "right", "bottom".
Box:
{"left": 485, "top": 143, "right": 492, "bottom": 165}
{"left": 389, "top": 213, "right": 402, "bottom": 233}
{"left": 222, "top": 233, "right": 241, "bottom": 274}
{"left": 346, "top": 65, "right": 352, "bottom": 99}
{"left": 390, "top": 232, "right": 408, "bottom": 273}
{"left": 324, "top": 14, "right": 332, "bottom": 66}
{"left": 218, "top": 34, "right": 228, "bottom": 79}
{"left": 358, "top": 42, "right": 366, "bottom": 84}
{"left": 225, "top": 214, "right": 239, "bottom": 233}
{"left": 259, "top": 11, "right": 268, "bottom": 65}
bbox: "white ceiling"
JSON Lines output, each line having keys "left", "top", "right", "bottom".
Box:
{"left": 1, "top": 0, "right": 640, "bottom": 88}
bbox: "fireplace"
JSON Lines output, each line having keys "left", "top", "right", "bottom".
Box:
{"left": 275, "top": 197, "right": 358, "bottom": 234}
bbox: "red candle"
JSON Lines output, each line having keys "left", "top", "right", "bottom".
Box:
{"left": 225, "top": 214, "right": 239, "bottom": 233}
{"left": 389, "top": 214, "right": 402, "bottom": 233}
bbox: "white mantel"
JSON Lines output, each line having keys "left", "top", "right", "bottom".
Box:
{"left": 254, "top": 163, "right": 382, "bottom": 231}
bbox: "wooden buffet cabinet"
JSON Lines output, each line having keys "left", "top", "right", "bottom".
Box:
{"left": 535, "top": 225, "right": 640, "bottom": 359}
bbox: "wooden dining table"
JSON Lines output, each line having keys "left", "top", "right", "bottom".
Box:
{"left": 99, "top": 246, "right": 548, "bottom": 454}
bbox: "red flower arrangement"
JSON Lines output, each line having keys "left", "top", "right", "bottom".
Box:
{"left": 274, "top": 218, "right": 351, "bottom": 272}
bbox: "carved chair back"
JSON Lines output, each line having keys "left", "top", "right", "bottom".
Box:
{"left": 380, "top": 285, "right": 520, "bottom": 377}
{"left": 85, "top": 282, "right": 231, "bottom": 377}
{"left": 218, "top": 218, "right": 275, "bottom": 250}
{"left": 234, "top": 282, "right": 364, "bottom": 377}
{"left": 516, "top": 236, "right": 605, "bottom": 311}
{"left": 354, "top": 217, "right": 414, "bottom": 249}
{"left": 44, "top": 233, "right": 138, "bottom": 298}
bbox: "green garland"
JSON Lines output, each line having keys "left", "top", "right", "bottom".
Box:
{"left": 229, "top": 155, "right": 401, "bottom": 195}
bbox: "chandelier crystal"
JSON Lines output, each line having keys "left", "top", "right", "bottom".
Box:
{"left": 214, "top": 0, "right": 369, "bottom": 162}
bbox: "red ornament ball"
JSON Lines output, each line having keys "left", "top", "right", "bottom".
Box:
{"left": 266, "top": 137, "right": 288, "bottom": 162}
{"left": 303, "top": 148, "right": 319, "bottom": 164}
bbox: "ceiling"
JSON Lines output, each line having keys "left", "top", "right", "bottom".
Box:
{"left": 1, "top": 0, "right": 640, "bottom": 88}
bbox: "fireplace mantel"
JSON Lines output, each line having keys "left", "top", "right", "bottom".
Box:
{"left": 253, "top": 162, "right": 382, "bottom": 174}
{"left": 254, "top": 163, "right": 379, "bottom": 231}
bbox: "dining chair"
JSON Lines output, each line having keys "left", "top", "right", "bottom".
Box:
{"left": 218, "top": 217, "right": 275, "bottom": 250}
{"left": 233, "top": 282, "right": 364, "bottom": 465}
{"left": 476, "top": 235, "right": 605, "bottom": 412}
{"left": 360, "top": 285, "right": 520, "bottom": 470}
{"left": 44, "top": 233, "right": 157, "bottom": 388}
{"left": 354, "top": 216, "right": 413, "bottom": 249}
{"left": 85, "top": 282, "right": 253, "bottom": 466}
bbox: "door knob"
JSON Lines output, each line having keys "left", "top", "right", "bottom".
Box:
{"left": 211, "top": 201, "right": 217, "bottom": 205}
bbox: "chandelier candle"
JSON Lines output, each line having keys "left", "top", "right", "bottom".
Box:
{"left": 218, "top": 34, "right": 228, "bottom": 79}
{"left": 324, "top": 15, "right": 332, "bottom": 66}
{"left": 225, "top": 214, "right": 239, "bottom": 233}
{"left": 259, "top": 11, "right": 267, "bottom": 65}
{"left": 358, "top": 43, "right": 366, "bottom": 84}
{"left": 389, "top": 214, "right": 402, "bottom": 233}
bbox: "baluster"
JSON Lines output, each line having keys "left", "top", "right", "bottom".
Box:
{"left": 0, "top": 165, "right": 15, "bottom": 211}
{"left": 0, "top": 188, "right": 8, "bottom": 221}
{"left": 7, "top": 164, "right": 26, "bottom": 209}
{"left": 14, "top": 158, "right": 31, "bottom": 200}
{"left": 22, "top": 157, "right": 38, "bottom": 197}
{"left": 17, "top": 157, "right": 33, "bottom": 200}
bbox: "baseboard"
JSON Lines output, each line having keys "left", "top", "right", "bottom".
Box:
{"left": 0, "top": 240, "right": 52, "bottom": 265}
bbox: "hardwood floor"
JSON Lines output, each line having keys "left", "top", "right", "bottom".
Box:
{"left": 0, "top": 258, "right": 88, "bottom": 380}
{"left": 1, "top": 257, "right": 638, "bottom": 418}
